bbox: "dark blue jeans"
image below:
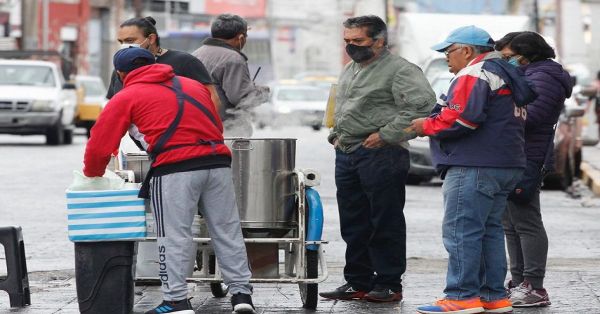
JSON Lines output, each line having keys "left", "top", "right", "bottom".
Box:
{"left": 335, "top": 145, "right": 410, "bottom": 292}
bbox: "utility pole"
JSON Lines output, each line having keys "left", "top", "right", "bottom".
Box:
{"left": 165, "top": 0, "right": 171, "bottom": 31}
{"left": 133, "top": 0, "right": 143, "bottom": 17}
{"left": 555, "top": 0, "right": 562, "bottom": 59}
{"left": 42, "top": 0, "right": 49, "bottom": 51}
{"left": 533, "top": 0, "right": 540, "bottom": 33}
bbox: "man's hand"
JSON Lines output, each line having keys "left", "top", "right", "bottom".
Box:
{"left": 362, "top": 132, "right": 386, "bottom": 148}
{"left": 411, "top": 118, "right": 427, "bottom": 136}
{"left": 333, "top": 138, "right": 339, "bottom": 148}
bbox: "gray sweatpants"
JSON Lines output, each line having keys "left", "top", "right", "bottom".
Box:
{"left": 149, "top": 168, "right": 252, "bottom": 301}
{"left": 502, "top": 190, "right": 548, "bottom": 289}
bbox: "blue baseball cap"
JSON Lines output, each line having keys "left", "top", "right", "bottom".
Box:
{"left": 431, "top": 25, "right": 495, "bottom": 52}
{"left": 113, "top": 47, "right": 155, "bottom": 72}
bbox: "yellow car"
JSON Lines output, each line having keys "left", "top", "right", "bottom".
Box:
{"left": 74, "top": 75, "right": 107, "bottom": 136}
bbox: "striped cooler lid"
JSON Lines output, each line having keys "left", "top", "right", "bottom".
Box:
{"left": 66, "top": 188, "right": 146, "bottom": 242}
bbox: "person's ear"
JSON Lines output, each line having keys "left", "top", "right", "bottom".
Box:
{"left": 463, "top": 46, "right": 474, "bottom": 59}
{"left": 117, "top": 70, "right": 127, "bottom": 82}
{"left": 148, "top": 33, "right": 157, "bottom": 46}
{"left": 238, "top": 34, "right": 246, "bottom": 49}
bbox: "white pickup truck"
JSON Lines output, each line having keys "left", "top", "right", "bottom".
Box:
{"left": 0, "top": 59, "right": 77, "bottom": 145}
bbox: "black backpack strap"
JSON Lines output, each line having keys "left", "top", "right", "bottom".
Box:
{"left": 159, "top": 84, "right": 221, "bottom": 129}
{"left": 159, "top": 139, "right": 225, "bottom": 155}
{"left": 148, "top": 76, "right": 185, "bottom": 161}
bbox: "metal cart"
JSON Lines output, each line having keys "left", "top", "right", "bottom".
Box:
{"left": 123, "top": 138, "right": 329, "bottom": 309}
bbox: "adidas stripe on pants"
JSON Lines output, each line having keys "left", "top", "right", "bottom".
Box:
{"left": 150, "top": 168, "right": 252, "bottom": 300}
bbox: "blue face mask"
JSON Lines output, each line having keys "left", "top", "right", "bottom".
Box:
{"left": 508, "top": 57, "right": 520, "bottom": 67}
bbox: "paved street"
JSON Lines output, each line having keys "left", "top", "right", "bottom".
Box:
{"left": 1, "top": 127, "right": 600, "bottom": 313}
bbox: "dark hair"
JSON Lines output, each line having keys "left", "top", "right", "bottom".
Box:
{"left": 495, "top": 31, "right": 555, "bottom": 62}
{"left": 494, "top": 32, "right": 520, "bottom": 51}
{"left": 120, "top": 16, "right": 160, "bottom": 46}
{"left": 343, "top": 15, "right": 388, "bottom": 46}
{"left": 211, "top": 14, "right": 248, "bottom": 40}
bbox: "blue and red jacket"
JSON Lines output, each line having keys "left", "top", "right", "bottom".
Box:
{"left": 422, "top": 52, "right": 537, "bottom": 175}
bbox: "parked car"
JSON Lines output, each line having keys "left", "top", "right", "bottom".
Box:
{"left": 543, "top": 88, "right": 586, "bottom": 189}
{"left": 253, "top": 83, "right": 328, "bottom": 131}
{"left": 292, "top": 71, "right": 338, "bottom": 88}
{"left": 429, "top": 71, "right": 454, "bottom": 98}
{"left": 421, "top": 56, "right": 449, "bottom": 83}
{"left": 405, "top": 71, "right": 453, "bottom": 184}
{"left": 74, "top": 75, "right": 108, "bottom": 137}
{"left": 0, "top": 59, "right": 77, "bottom": 145}
{"left": 407, "top": 136, "right": 437, "bottom": 184}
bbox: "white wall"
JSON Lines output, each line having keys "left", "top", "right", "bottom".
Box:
{"left": 268, "top": 0, "right": 343, "bottom": 80}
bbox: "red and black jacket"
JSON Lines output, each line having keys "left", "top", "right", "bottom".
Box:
{"left": 84, "top": 63, "right": 231, "bottom": 179}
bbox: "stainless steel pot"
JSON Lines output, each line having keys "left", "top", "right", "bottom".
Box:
{"left": 121, "top": 138, "right": 297, "bottom": 231}
{"left": 227, "top": 138, "right": 297, "bottom": 231}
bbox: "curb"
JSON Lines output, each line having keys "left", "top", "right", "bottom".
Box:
{"left": 580, "top": 161, "right": 600, "bottom": 195}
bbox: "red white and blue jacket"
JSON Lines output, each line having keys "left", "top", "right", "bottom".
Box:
{"left": 422, "top": 52, "right": 537, "bottom": 174}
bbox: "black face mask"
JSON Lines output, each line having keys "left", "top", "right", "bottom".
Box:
{"left": 346, "top": 44, "right": 375, "bottom": 63}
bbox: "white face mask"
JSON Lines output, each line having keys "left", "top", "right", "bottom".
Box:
{"left": 120, "top": 43, "right": 140, "bottom": 49}
{"left": 120, "top": 37, "right": 148, "bottom": 50}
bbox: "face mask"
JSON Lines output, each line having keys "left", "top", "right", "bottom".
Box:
{"left": 346, "top": 43, "right": 375, "bottom": 63}
{"left": 120, "top": 37, "right": 148, "bottom": 50}
{"left": 508, "top": 56, "right": 520, "bottom": 67}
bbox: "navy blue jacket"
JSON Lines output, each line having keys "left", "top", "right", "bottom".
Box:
{"left": 424, "top": 52, "right": 537, "bottom": 175}
{"left": 520, "top": 60, "right": 573, "bottom": 166}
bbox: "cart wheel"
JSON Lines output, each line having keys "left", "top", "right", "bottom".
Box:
{"left": 299, "top": 250, "right": 319, "bottom": 309}
{"left": 208, "top": 254, "right": 229, "bottom": 298}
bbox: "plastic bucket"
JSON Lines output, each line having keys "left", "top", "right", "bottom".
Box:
{"left": 75, "top": 241, "right": 134, "bottom": 313}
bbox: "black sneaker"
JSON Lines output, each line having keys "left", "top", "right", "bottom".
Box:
{"left": 364, "top": 286, "right": 403, "bottom": 303}
{"left": 319, "top": 283, "right": 367, "bottom": 300}
{"left": 144, "top": 299, "right": 194, "bottom": 314}
{"left": 231, "top": 293, "right": 256, "bottom": 313}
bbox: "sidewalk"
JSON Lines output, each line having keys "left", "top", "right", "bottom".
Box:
{"left": 2, "top": 128, "right": 600, "bottom": 313}
{"left": 9, "top": 257, "right": 600, "bottom": 313}
{"left": 5, "top": 186, "right": 600, "bottom": 313}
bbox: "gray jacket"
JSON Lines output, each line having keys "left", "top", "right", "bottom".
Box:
{"left": 192, "top": 38, "right": 268, "bottom": 124}
{"left": 329, "top": 50, "right": 436, "bottom": 153}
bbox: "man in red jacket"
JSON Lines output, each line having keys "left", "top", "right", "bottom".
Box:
{"left": 83, "top": 47, "right": 255, "bottom": 314}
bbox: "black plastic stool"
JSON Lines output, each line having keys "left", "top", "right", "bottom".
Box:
{"left": 0, "top": 226, "right": 31, "bottom": 307}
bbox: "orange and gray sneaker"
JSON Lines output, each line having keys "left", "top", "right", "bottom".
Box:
{"left": 481, "top": 298, "right": 513, "bottom": 313}
{"left": 416, "top": 297, "right": 485, "bottom": 313}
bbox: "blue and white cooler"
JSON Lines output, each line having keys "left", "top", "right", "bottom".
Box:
{"left": 66, "top": 184, "right": 146, "bottom": 242}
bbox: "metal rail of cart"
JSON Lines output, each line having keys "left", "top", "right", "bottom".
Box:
{"left": 124, "top": 139, "right": 329, "bottom": 309}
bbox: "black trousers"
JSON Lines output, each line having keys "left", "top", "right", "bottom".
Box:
{"left": 335, "top": 145, "right": 410, "bottom": 291}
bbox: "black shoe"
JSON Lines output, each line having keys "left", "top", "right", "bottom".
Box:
{"left": 231, "top": 293, "right": 256, "bottom": 313}
{"left": 364, "top": 286, "right": 403, "bottom": 303}
{"left": 144, "top": 299, "right": 194, "bottom": 314}
{"left": 319, "top": 283, "right": 368, "bottom": 300}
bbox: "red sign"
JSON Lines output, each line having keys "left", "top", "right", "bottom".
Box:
{"left": 205, "top": 0, "right": 266, "bottom": 18}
